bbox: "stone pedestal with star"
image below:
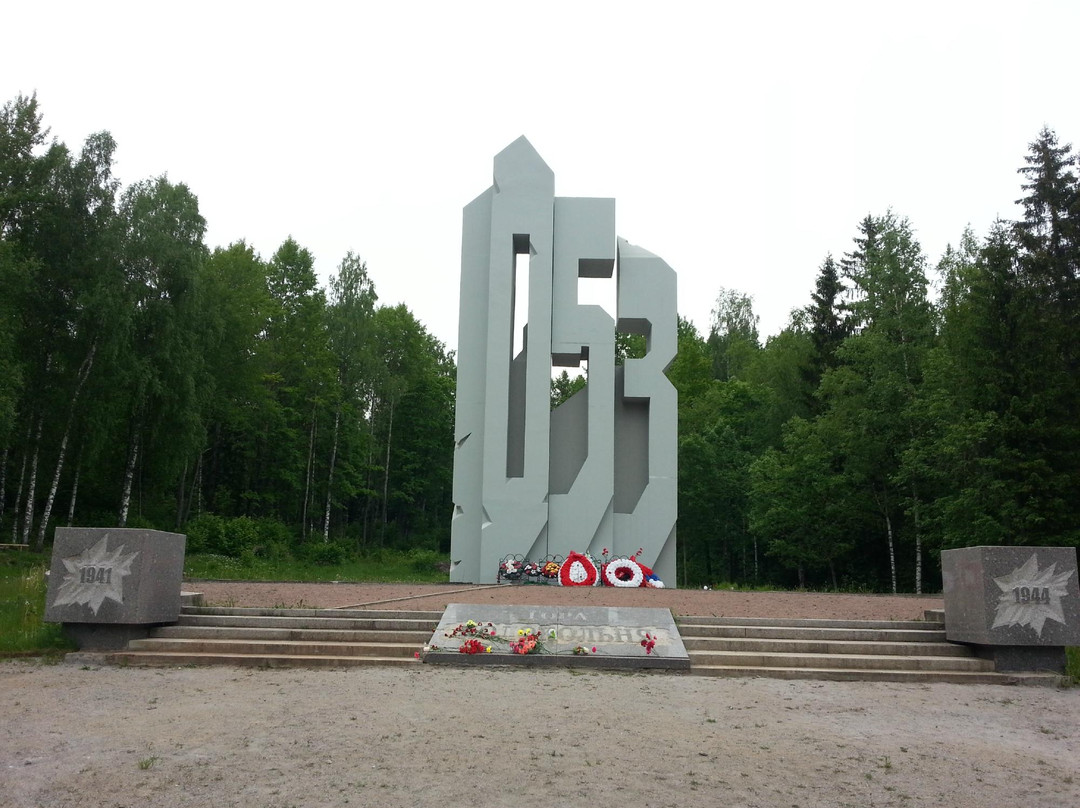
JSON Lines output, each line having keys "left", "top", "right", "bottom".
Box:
{"left": 45, "top": 527, "right": 186, "bottom": 650}
{"left": 942, "top": 546, "right": 1079, "bottom": 673}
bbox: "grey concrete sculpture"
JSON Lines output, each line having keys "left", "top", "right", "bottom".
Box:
{"left": 450, "top": 137, "right": 677, "bottom": 585}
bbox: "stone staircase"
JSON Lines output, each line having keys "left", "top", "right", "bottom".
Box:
{"left": 677, "top": 612, "right": 1061, "bottom": 685}
{"left": 102, "top": 606, "right": 1063, "bottom": 685}
{"left": 107, "top": 606, "right": 441, "bottom": 669}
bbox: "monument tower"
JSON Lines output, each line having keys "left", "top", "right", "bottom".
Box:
{"left": 450, "top": 137, "right": 677, "bottom": 585}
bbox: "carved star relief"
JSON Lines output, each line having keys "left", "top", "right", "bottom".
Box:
{"left": 52, "top": 534, "right": 138, "bottom": 615}
{"left": 991, "top": 553, "right": 1074, "bottom": 637}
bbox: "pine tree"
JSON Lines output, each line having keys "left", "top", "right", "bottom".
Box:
{"left": 1015, "top": 126, "right": 1078, "bottom": 271}
{"left": 802, "top": 254, "right": 850, "bottom": 411}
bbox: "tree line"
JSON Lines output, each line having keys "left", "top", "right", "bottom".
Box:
{"left": 3, "top": 93, "right": 1076, "bottom": 590}
{"left": 0, "top": 94, "right": 454, "bottom": 559}
{"left": 672, "top": 127, "right": 1080, "bottom": 592}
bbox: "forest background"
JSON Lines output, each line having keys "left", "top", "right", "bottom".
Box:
{"left": 2, "top": 94, "right": 1078, "bottom": 593}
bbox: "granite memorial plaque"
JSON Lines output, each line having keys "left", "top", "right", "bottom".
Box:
{"left": 942, "top": 545, "right": 1079, "bottom": 672}
{"left": 45, "top": 527, "right": 186, "bottom": 648}
{"left": 424, "top": 603, "right": 689, "bottom": 671}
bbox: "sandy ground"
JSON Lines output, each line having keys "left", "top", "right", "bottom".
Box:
{"left": 3, "top": 584, "right": 1078, "bottom": 808}
{"left": 2, "top": 661, "right": 1078, "bottom": 808}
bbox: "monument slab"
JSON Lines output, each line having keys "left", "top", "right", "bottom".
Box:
{"left": 942, "top": 545, "right": 1079, "bottom": 673}
{"left": 45, "top": 527, "right": 186, "bottom": 648}
{"left": 424, "top": 603, "right": 689, "bottom": 671}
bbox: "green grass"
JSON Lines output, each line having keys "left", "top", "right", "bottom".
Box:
{"left": 1067, "top": 647, "right": 1079, "bottom": 685}
{"left": 701, "top": 581, "right": 780, "bottom": 593}
{"left": 2, "top": 546, "right": 447, "bottom": 658}
{"left": 183, "top": 548, "right": 449, "bottom": 584}
{"left": 0, "top": 552, "right": 76, "bottom": 657}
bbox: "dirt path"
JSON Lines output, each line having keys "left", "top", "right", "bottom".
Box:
{"left": 3, "top": 660, "right": 1078, "bottom": 808}
{"left": 4, "top": 585, "right": 1079, "bottom": 806}
{"left": 185, "top": 579, "right": 945, "bottom": 621}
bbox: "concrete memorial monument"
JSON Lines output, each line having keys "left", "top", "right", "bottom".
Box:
{"left": 45, "top": 527, "right": 186, "bottom": 649}
{"left": 941, "top": 545, "right": 1079, "bottom": 673}
{"left": 450, "top": 137, "right": 677, "bottom": 585}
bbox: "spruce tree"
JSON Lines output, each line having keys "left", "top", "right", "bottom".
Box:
{"left": 802, "top": 254, "right": 850, "bottom": 411}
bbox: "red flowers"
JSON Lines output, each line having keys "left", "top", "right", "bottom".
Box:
{"left": 641, "top": 633, "right": 656, "bottom": 655}
{"left": 445, "top": 621, "right": 496, "bottom": 639}
{"left": 510, "top": 629, "right": 541, "bottom": 654}
{"left": 459, "top": 638, "right": 487, "bottom": 654}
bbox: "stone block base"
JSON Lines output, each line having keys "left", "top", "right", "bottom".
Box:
{"left": 972, "top": 644, "right": 1067, "bottom": 674}
{"left": 62, "top": 623, "right": 162, "bottom": 651}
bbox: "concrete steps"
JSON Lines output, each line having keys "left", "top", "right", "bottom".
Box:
{"left": 103, "top": 605, "right": 1063, "bottom": 685}
{"left": 678, "top": 613, "right": 1061, "bottom": 685}
{"left": 683, "top": 637, "right": 971, "bottom": 657}
{"left": 107, "top": 606, "right": 441, "bottom": 669}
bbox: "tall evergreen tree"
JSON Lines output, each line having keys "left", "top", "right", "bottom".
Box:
{"left": 801, "top": 254, "right": 850, "bottom": 411}
{"left": 1015, "top": 127, "right": 1078, "bottom": 275}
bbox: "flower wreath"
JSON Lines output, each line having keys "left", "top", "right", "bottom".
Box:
{"left": 523, "top": 561, "right": 543, "bottom": 578}
{"left": 559, "top": 551, "right": 599, "bottom": 586}
{"left": 541, "top": 560, "right": 561, "bottom": 579}
{"left": 603, "top": 558, "right": 644, "bottom": 587}
{"left": 500, "top": 557, "right": 523, "bottom": 580}
{"left": 631, "top": 557, "right": 665, "bottom": 588}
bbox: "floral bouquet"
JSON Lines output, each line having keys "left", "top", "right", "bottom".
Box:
{"left": 459, "top": 638, "right": 492, "bottom": 655}
{"left": 499, "top": 557, "right": 523, "bottom": 581}
{"left": 509, "top": 628, "right": 545, "bottom": 655}
{"left": 444, "top": 619, "right": 497, "bottom": 640}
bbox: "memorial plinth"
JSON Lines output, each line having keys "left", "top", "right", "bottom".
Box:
{"left": 45, "top": 527, "right": 186, "bottom": 649}
{"left": 941, "top": 545, "right": 1079, "bottom": 673}
{"left": 423, "top": 603, "right": 689, "bottom": 671}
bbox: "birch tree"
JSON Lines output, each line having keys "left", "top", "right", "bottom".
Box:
{"left": 115, "top": 176, "right": 206, "bottom": 526}
{"left": 261, "top": 238, "right": 333, "bottom": 537}
{"left": 324, "top": 252, "right": 377, "bottom": 541}
{"left": 825, "top": 212, "right": 934, "bottom": 591}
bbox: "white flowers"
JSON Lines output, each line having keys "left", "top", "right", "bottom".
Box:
{"left": 603, "top": 559, "right": 644, "bottom": 588}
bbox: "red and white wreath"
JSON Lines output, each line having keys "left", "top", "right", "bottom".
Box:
{"left": 602, "top": 558, "right": 644, "bottom": 587}
{"left": 559, "top": 552, "right": 599, "bottom": 586}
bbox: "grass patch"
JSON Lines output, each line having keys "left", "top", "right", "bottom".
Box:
{"left": 0, "top": 552, "right": 76, "bottom": 657}
{"left": 702, "top": 582, "right": 778, "bottom": 593}
{"left": 1067, "top": 647, "right": 1079, "bottom": 685}
{"left": 183, "top": 548, "right": 449, "bottom": 584}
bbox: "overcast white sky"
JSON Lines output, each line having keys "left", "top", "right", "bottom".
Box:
{"left": 5, "top": 1, "right": 1080, "bottom": 352}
